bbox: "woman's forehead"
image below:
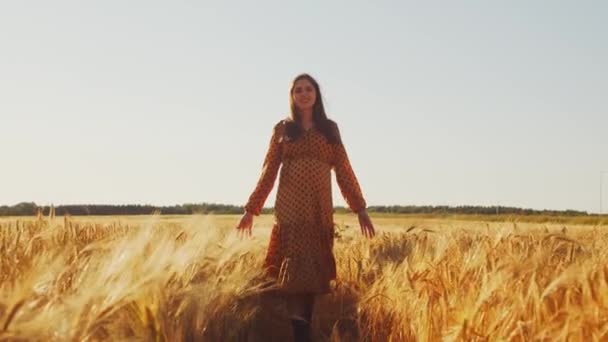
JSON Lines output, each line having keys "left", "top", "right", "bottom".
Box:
{"left": 293, "top": 79, "right": 314, "bottom": 88}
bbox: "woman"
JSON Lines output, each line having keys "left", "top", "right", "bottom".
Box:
{"left": 237, "top": 73, "right": 375, "bottom": 342}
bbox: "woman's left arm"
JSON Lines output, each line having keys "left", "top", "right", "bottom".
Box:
{"left": 334, "top": 141, "right": 366, "bottom": 212}
{"left": 332, "top": 124, "right": 375, "bottom": 238}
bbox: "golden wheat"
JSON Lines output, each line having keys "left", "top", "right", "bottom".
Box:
{"left": 0, "top": 215, "right": 607, "bottom": 341}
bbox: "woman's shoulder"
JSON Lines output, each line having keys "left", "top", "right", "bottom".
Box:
{"left": 270, "top": 118, "right": 292, "bottom": 138}
{"left": 273, "top": 118, "right": 290, "bottom": 131}
{"left": 324, "top": 119, "right": 342, "bottom": 143}
{"left": 325, "top": 119, "right": 339, "bottom": 130}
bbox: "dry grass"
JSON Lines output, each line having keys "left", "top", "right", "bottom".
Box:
{"left": 1, "top": 214, "right": 608, "bottom": 341}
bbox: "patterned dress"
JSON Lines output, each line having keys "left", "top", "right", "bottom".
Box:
{"left": 245, "top": 119, "right": 366, "bottom": 294}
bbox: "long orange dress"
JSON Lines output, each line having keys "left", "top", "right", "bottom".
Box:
{"left": 245, "top": 119, "right": 366, "bottom": 294}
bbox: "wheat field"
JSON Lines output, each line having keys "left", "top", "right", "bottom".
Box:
{"left": 1, "top": 214, "right": 608, "bottom": 341}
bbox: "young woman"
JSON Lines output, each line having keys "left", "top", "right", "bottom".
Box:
{"left": 237, "top": 73, "right": 375, "bottom": 342}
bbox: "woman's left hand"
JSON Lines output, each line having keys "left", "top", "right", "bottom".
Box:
{"left": 357, "top": 210, "right": 375, "bottom": 238}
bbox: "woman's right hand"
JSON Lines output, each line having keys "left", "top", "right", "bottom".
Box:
{"left": 236, "top": 211, "right": 254, "bottom": 237}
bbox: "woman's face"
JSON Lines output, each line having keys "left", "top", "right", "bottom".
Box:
{"left": 292, "top": 78, "right": 317, "bottom": 112}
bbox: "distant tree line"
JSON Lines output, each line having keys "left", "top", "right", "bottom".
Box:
{"left": 351, "top": 205, "right": 588, "bottom": 216}
{"left": 0, "top": 202, "right": 248, "bottom": 216}
{"left": 0, "top": 202, "right": 591, "bottom": 217}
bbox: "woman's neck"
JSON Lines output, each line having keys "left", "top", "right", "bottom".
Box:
{"left": 299, "top": 110, "right": 314, "bottom": 130}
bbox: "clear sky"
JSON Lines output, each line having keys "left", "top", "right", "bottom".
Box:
{"left": 1, "top": 1, "right": 607, "bottom": 213}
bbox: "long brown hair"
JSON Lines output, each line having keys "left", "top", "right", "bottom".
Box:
{"left": 284, "top": 73, "right": 341, "bottom": 144}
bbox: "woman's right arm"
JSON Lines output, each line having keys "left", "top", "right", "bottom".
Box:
{"left": 243, "top": 121, "right": 284, "bottom": 216}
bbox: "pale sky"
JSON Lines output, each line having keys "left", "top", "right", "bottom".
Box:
{"left": 1, "top": 1, "right": 607, "bottom": 213}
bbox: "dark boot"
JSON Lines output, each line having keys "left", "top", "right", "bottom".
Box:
{"left": 291, "top": 319, "right": 311, "bottom": 342}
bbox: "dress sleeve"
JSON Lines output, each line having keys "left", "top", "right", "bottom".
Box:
{"left": 332, "top": 124, "right": 367, "bottom": 213}
{"left": 244, "top": 122, "right": 283, "bottom": 215}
